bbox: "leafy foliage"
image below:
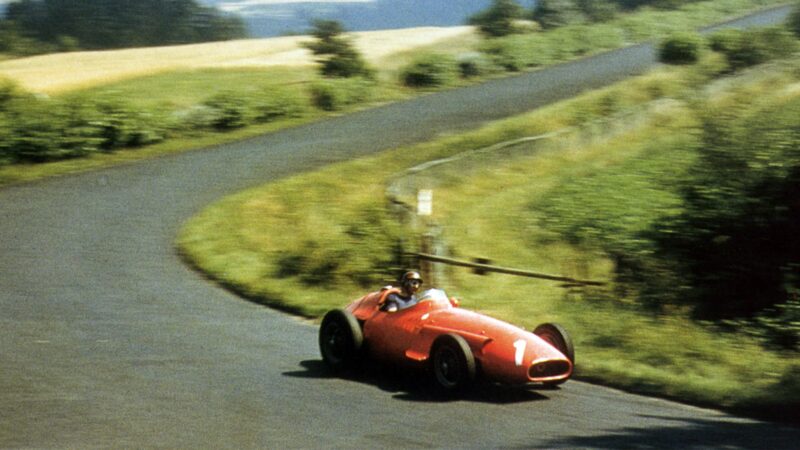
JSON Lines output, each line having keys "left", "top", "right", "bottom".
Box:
{"left": 1, "top": 0, "right": 246, "bottom": 53}
{"left": 400, "top": 54, "right": 459, "bottom": 88}
{"left": 468, "top": 0, "right": 526, "bottom": 37}
{"left": 533, "top": 0, "right": 587, "bottom": 29}
{"left": 708, "top": 27, "right": 799, "bottom": 72}
{"left": 535, "top": 61, "right": 800, "bottom": 348}
{"left": 790, "top": 2, "right": 800, "bottom": 38}
{"left": 655, "top": 96, "right": 800, "bottom": 322}
{"left": 0, "top": 90, "right": 167, "bottom": 163}
{"left": 309, "top": 78, "right": 374, "bottom": 111}
{"left": 659, "top": 32, "right": 703, "bottom": 65}
{"left": 304, "top": 20, "right": 373, "bottom": 79}
{"left": 203, "top": 91, "right": 251, "bottom": 131}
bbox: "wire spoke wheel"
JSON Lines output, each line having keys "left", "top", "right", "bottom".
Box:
{"left": 431, "top": 333, "right": 475, "bottom": 392}
{"left": 319, "top": 309, "right": 363, "bottom": 372}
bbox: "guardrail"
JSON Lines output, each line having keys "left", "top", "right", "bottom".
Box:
{"left": 412, "top": 253, "right": 606, "bottom": 287}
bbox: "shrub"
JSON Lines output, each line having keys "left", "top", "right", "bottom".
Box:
{"left": 4, "top": 98, "right": 76, "bottom": 163}
{"left": 479, "top": 39, "right": 528, "bottom": 71}
{"left": 400, "top": 54, "right": 458, "bottom": 88}
{"left": 170, "top": 105, "right": 218, "bottom": 132}
{"left": 0, "top": 113, "right": 12, "bottom": 165}
{"left": 304, "top": 20, "right": 374, "bottom": 78}
{"left": 203, "top": 91, "right": 251, "bottom": 130}
{"left": 789, "top": 2, "right": 800, "bottom": 39}
{"left": 310, "top": 78, "right": 373, "bottom": 111}
{"left": 532, "top": 0, "right": 586, "bottom": 30}
{"left": 251, "top": 88, "right": 307, "bottom": 123}
{"left": 89, "top": 97, "right": 164, "bottom": 149}
{"left": 456, "top": 52, "right": 496, "bottom": 78}
{"left": 709, "top": 27, "right": 800, "bottom": 72}
{"left": 468, "top": 0, "right": 525, "bottom": 37}
{"left": 0, "top": 79, "right": 23, "bottom": 109}
{"left": 659, "top": 32, "right": 703, "bottom": 65}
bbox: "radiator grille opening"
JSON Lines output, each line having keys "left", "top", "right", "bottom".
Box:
{"left": 529, "top": 360, "right": 570, "bottom": 380}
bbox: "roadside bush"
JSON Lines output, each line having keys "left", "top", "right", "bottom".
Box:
{"left": 468, "top": 0, "right": 525, "bottom": 37}
{"left": 400, "top": 53, "right": 458, "bottom": 88}
{"left": 170, "top": 105, "right": 218, "bottom": 132}
{"left": 532, "top": 0, "right": 587, "bottom": 30}
{"left": 251, "top": 88, "right": 308, "bottom": 123}
{"left": 0, "top": 113, "right": 12, "bottom": 164}
{"left": 659, "top": 32, "right": 703, "bottom": 65}
{"left": 203, "top": 91, "right": 251, "bottom": 131}
{"left": 3, "top": 98, "right": 83, "bottom": 163}
{"left": 456, "top": 52, "right": 496, "bottom": 78}
{"left": 310, "top": 77, "right": 373, "bottom": 111}
{"left": 708, "top": 27, "right": 799, "bottom": 72}
{"left": 90, "top": 97, "right": 164, "bottom": 149}
{"left": 0, "top": 79, "right": 23, "bottom": 109}
{"left": 479, "top": 39, "right": 529, "bottom": 71}
{"left": 480, "top": 22, "right": 624, "bottom": 72}
{"left": 789, "top": 2, "right": 800, "bottom": 39}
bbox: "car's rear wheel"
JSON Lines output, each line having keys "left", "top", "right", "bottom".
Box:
{"left": 319, "top": 309, "right": 363, "bottom": 372}
{"left": 430, "top": 333, "right": 475, "bottom": 392}
{"left": 533, "top": 323, "right": 574, "bottom": 386}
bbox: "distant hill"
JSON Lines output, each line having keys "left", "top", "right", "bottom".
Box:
{"left": 199, "top": 0, "right": 537, "bottom": 37}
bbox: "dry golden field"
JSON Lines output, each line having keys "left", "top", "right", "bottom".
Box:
{"left": 0, "top": 26, "right": 474, "bottom": 94}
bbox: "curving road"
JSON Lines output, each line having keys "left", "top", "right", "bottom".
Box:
{"left": 2, "top": 6, "right": 799, "bottom": 448}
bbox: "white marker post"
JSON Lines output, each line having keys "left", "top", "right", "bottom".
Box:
{"left": 417, "top": 189, "right": 433, "bottom": 217}
{"left": 417, "top": 189, "right": 434, "bottom": 284}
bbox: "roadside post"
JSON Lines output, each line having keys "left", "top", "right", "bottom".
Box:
{"left": 417, "top": 189, "right": 435, "bottom": 284}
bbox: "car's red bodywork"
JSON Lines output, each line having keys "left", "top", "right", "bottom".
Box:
{"left": 344, "top": 288, "right": 573, "bottom": 385}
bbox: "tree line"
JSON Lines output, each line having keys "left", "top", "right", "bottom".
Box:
{"left": 0, "top": 0, "right": 247, "bottom": 55}
{"left": 469, "top": 0, "right": 707, "bottom": 36}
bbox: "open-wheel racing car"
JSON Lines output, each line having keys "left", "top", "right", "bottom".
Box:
{"left": 319, "top": 287, "right": 574, "bottom": 391}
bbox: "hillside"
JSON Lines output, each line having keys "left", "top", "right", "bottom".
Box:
{"left": 0, "top": 26, "right": 473, "bottom": 93}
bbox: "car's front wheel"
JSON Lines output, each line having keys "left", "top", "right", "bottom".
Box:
{"left": 430, "top": 333, "right": 476, "bottom": 392}
{"left": 319, "top": 309, "right": 363, "bottom": 373}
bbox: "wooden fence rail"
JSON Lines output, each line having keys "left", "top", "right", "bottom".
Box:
{"left": 412, "top": 253, "right": 606, "bottom": 287}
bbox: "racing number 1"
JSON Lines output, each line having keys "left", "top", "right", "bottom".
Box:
{"left": 514, "top": 340, "right": 526, "bottom": 366}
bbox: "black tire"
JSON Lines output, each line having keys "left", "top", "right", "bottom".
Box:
{"left": 319, "top": 309, "right": 363, "bottom": 372}
{"left": 533, "top": 323, "right": 574, "bottom": 386}
{"left": 430, "top": 333, "right": 476, "bottom": 392}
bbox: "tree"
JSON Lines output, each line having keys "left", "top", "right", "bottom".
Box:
{"left": 787, "top": 2, "right": 800, "bottom": 39}
{"left": 468, "top": 0, "right": 525, "bottom": 38}
{"left": 576, "top": 0, "right": 619, "bottom": 23}
{"left": 1, "top": 0, "right": 247, "bottom": 52}
{"left": 653, "top": 98, "right": 800, "bottom": 321}
{"left": 532, "top": 0, "right": 585, "bottom": 30}
{"left": 304, "top": 20, "right": 372, "bottom": 78}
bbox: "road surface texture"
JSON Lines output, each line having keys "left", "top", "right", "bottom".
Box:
{"left": 2, "top": 5, "right": 798, "bottom": 448}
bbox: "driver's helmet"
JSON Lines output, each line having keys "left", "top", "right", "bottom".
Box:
{"left": 400, "top": 271, "right": 423, "bottom": 290}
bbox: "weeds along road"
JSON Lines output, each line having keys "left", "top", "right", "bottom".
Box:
{"left": 1, "top": 5, "right": 799, "bottom": 448}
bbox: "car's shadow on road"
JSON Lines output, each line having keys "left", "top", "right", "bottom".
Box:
{"left": 284, "top": 359, "right": 553, "bottom": 404}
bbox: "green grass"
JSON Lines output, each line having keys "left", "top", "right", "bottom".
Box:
{"left": 70, "top": 67, "right": 316, "bottom": 110}
{"left": 177, "top": 56, "right": 800, "bottom": 421}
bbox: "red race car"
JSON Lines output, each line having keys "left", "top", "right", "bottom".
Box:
{"left": 319, "top": 287, "right": 574, "bottom": 391}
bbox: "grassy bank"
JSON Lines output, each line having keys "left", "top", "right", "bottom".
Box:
{"left": 178, "top": 54, "right": 800, "bottom": 421}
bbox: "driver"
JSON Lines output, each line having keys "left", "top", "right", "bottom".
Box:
{"left": 383, "top": 271, "right": 423, "bottom": 312}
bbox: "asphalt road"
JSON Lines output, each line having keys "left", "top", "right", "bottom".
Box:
{"left": 2, "top": 6, "right": 799, "bottom": 448}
